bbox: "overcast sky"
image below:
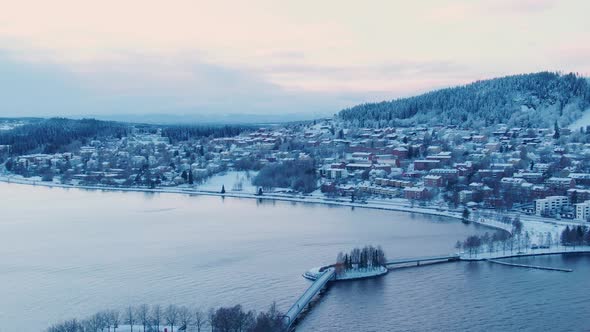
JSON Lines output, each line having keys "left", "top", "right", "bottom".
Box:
{"left": 0, "top": 0, "right": 589, "bottom": 119}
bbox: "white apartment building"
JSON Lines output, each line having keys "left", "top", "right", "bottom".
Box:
{"left": 575, "top": 200, "right": 590, "bottom": 221}
{"left": 534, "top": 196, "right": 569, "bottom": 216}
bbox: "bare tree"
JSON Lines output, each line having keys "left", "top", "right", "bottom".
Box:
{"left": 115, "top": 311, "right": 121, "bottom": 331}
{"left": 136, "top": 304, "right": 150, "bottom": 332}
{"left": 194, "top": 308, "right": 207, "bottom": 332}
{"left": 209, "top": 305, "right": 254, "bottom": 332}
{"left": 109, "top": 310, "right": 120, "bottom": 332}
{"left": 524, "top": 231, "right": 531, "bottom": 251}
{"left": 46, "top": 319, "right": 83, "bottom": 332}
{"left": 83, "top": 317, "right": 100, "bottom": 332}
{"left": 90, "top": 312, "right": 106, "bottom": 332}
{"left": 164, "top": 305, "right": 179, "bottom": 332}
{"left": 481, "top": 232, "right": 491, "bottom": 254}
{"left": 124, "top": 306, "right": 136, "bottom": 332}
{"left": 64, "top": 319, "right": 82, "bottom": 332}
{"left": 250, "top": 302, "right": 287, "bottom": 332}
{"left": 101, "top": 311, "right": 112, "bottom": 332}
{"left": 177, "top": 306, "right": 192, "bottom": 331}
{"left": 46, "top": 301, "right": 289, "bottom": 332}
{"left": 151, "top": 305, "right": 162, "bottom": 332}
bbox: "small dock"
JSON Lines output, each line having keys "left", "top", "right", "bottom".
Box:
{"left": 486, "top": 259, "right": 573, "bottom": 272}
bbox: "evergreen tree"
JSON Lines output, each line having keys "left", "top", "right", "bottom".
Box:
{"left": 188, "top": 170, "right": 194, "bottom": 184}
{"left": 561, "top": 226, "right": 570, "bottom": 246}
{"left": 462, "top": 208, "right": 470, "bottom": 221}
{"left": 576, "top": 226, "right": 585, "bottom": 246}
{"left": 553, "top": 121, "right": 560, "bottom": 139}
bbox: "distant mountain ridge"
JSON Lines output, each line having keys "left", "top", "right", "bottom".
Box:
{"left": 338, "top": 72, "right": 590, "bottom": 128}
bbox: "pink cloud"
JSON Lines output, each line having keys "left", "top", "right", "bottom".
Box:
{"left": 486, "top": 0, "right": 557, "bottom": 14}
{"left": 423, "top": 3, "right": 474, "bottom": 22}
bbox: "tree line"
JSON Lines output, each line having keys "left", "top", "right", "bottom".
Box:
{"left": 560, "top": 225, "right": 590, "bottom": 248}
{"left": 160, "top": 125, "right": 253, "bottom": 143}
{"left": 46, "top": 303, "right": 287, "bottom": 332}
{"left": 458, "top": 218, "right": 590, "bottom": 257}
{"left": 0, "top": 118, "right": 255, "bottom": 156}
{"left": 335, "top": 245, "right": 387, "bottom": 275}
{"left": 458, "top": 217, "right": 529, "bottom": 257}
{"left": 252, "top": 159, "right": 318, "bottom": 193}
{"left": 0, "top": 118, "right": 130, "bottom": 155}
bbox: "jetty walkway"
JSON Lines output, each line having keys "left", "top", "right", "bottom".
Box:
{"left": 286, "top": 248, "right": 589, "bottom": 329}
{"left": 386, "top": 254, "right": 460, "bottom": 267}
{"left": 284, "top": 267, "right": 336, "bottom": 329}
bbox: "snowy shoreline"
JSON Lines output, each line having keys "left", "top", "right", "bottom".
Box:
{"left": 0, "top": 175, "right": 513, "bottom": 232}
{"left": 5, "top": 172, "right": 587, "bottom": 238}
{"left": 460, "top": 246, "right": 590, "bottom": 261}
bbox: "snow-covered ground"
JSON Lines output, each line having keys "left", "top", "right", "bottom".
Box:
{"left": 303, "top": 266, "right": 388, "bottom": 281}
{"left": 460, "top": 246, "right": 590, "bottom": 261}
{"left": 196, "top": 170, "right": 258, "bottom": 193}
{"left": 335, "top": 266, "right": 388, "bottom": 280}
{"left": 568, "top": 108, "right": 590, "bottom": 130}
{"left": 72, "top": 325, "right": 184, "bottom": 332}
{"left": 475, "top": 211, "right": 589, "bottom": 249}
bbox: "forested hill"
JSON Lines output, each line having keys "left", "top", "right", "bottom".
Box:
{"left": 0, "top": 118, "right": 257, "bottom": 155}
{"left": 0, "top": 118, "right": 129, "bottom": 155}
{"left": 338, "top": 72, "right": 590, "bottom": 128}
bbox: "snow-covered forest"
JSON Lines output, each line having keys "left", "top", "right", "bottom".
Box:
{"left": 339, "top": 72, "right": 590, "bottom": 129}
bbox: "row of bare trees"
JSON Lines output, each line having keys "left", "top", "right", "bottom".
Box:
{"left": 457, "top": 216, "right": 530, "bottom": 257}
{"left": 457, "top": 227, "right": 589, "bottom": 259}
{"left": 46, "top": 303, "right": 287, "bottom": 332}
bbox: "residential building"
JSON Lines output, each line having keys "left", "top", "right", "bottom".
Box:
{"left": 575, "top": 200, "right": 590, "bottom": 221}
{"left": 534, "top": 196, "right": 569, "bottom": 216}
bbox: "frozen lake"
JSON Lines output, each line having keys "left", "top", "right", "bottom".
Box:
{"left": 0, "top": 182, "right": 588, "bottom": 331}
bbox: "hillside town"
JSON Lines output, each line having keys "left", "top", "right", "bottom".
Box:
{"left": 2, "top": 118, "right": 590, "bottom": 224}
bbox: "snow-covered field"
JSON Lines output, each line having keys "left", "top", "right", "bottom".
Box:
{"left": 196, "top": 170, "right": 258, "bottom": 193}
{"left": 568, "top": 108, "right": 590, "bottom": 130}
{"left": 303, "top": 266, "right": 388, "bottom": 281}
{"left": 335, "top": 266, "right": 388, "bottom": 280}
